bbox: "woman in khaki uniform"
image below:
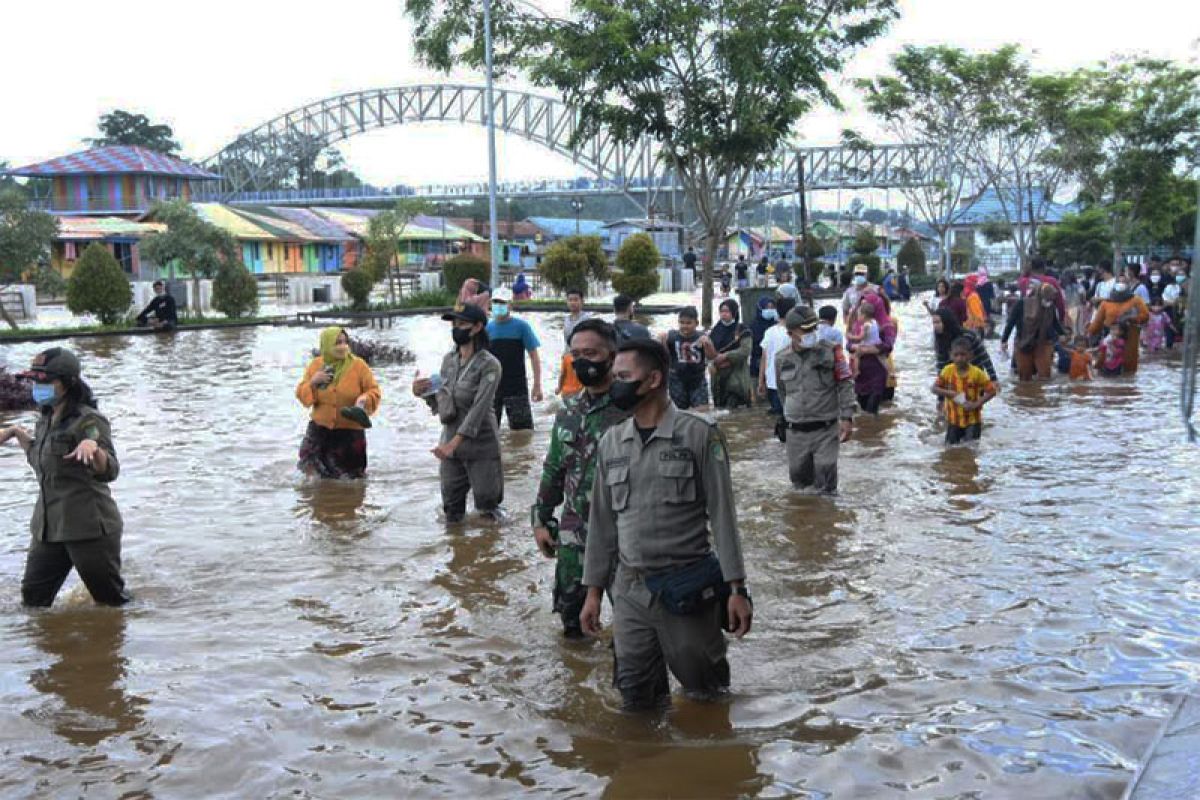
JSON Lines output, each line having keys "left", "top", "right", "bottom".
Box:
{"left": 412, "top": 304, "right": 504, "bottom": 522}
{"left": 0, "top": 348, "right": 129, "bottom": 607}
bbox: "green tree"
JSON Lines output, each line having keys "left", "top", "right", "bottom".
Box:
{"left": 1037, "top": 208, "right": 1113, "bottom": 266}
{"left": 442, "top": 253, "right": 491, "bottom": 295}
{"left": 362, "top": 199, "right": 431, "bottom": 305}
{"left": 66, "top": 243, "right": 132, "bottom": 325}
{"left": 979, "top": 219, "right": 1013, "bottom": 245}
{"left": 341, "top": 268, "right": 375, "bottom": 310}
{"left": 847, "top": 225, "right": 882, "bottom": 281}
{"left": 141, "top": 200, "right": 241, "bottom": 317}
{"left": 611, "top": 233, "right": 660, "bottom": 301}
{"left": 0, "top": 161, "right": 25, "bottom": 196}
{"left": 87, "top": 110, "right": 181, "bottom": 155}
{"left": 1047, "top": 58, "right": 1200, "bottom": 262}
{"left": 858, "top": 46, "right": 982, "bottom": 276}
{"left": 0, "top": 189, "right": 58, "bottom": 329}
{"left": 896, "top": 237, "right": 927, "bottom": 275}
{"left": 407, "top": 0, "right": 898, "bottom": 324}
{"left": 539, "top": 235, "right": 608, "bottom": 295}
{"left": 212, "top": 260, "right": 259, "bottom": 319}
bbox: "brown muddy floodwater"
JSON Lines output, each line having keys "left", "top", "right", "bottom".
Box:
{"left": 1, "top": 300, "right": 1197, "bottom": 799}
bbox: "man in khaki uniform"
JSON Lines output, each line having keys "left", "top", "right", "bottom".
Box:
{"left": 775, "top": 306, "right": 855, "bottom": 494}
{"left": 580, "top": 339, "right": 753, "bottom": 711}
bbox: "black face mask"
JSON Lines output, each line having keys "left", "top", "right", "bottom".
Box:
{"left": 451, "top": 327, "right": 473, "bottom": 346}
{"left": 573, "top": 357, "right": 612, "bottom": 387}
{"left": 609, "top": 378, "right": 645, "bottom": 411}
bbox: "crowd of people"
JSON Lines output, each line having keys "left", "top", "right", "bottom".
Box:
{"left": 0, "top": 252, "right": 1190, "bottom": 712}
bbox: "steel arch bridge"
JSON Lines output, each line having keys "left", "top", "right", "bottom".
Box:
{"left": 203, "top": 84, "right": 937, "bottom": 208}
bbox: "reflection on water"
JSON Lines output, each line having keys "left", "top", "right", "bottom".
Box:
{"left": 0, "top": 301, "right": 1195, "bottom": 797}
{"left": 25, "top": 609, "right": 145, "bottom": 747}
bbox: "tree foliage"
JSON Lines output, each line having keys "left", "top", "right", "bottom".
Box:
{"left": 406, "top": 0, "right": 897, "bottom": 323}
{"left": 979, "top": 219, "right": 1013, "bottom": 245}
{"left": 0, "top": 190, "right": 58, "bottom": 329}
{"left": 1037, "top": 208, "right": 1113, "bottom": 266}
{"left": 846, "top": 225, "right": 882, "bottom": 281}
{"left": 212, "top": 260, "right": 259, "bottom": 319}
{"left": 539, "top": 235, "right": 608, "bottom": 295}
{"left": 66, "top": 243, "right": 132, "bottom": 325}
{"left": 611, "top": 233, "right": 660, "bottom": 301}
{"left": 442, "top": 253, "right": 491, "bottom": 295}
{"left": 896, "top": 237, "right": 927, "bottom": 275}
{"left": 1046, "top": 58, "right": 1200, "bottom": 260}
{"left": 141, "top": 200, "right": 241, "bottom": 316}
{"left": 341, "top": 268, "right": 375, "bottom": 311}
{"left": 362, "top": 199, "right": 431, "bottom": 304}
{"left": 87, "top": 110, "right": 181, "bottom": 155}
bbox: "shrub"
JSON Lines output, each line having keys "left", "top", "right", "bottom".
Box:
{"left": 540, "top": 241, "right": 589, "bottom": 296}
{"left": 341, "top": 268, "right": 375, "bottom": 311}
{"left": 66, "top": 243, "right": 132, "bottom": 325}
{"left": 611, "top": 233, "right": 660, "bottom": 300}
{"left": 896, "top": 237, "right": 927, "bottom": 275}
{"left": 348, "top": 337, "right": 415, "bottom": 366}
{"left": 0, "top": 368, "right": 34, "bottom": 411}
{"left": 212, "top": 259, "right": 259, "bottom": 318}
{"left": 442, "top": 253, "right": 491, "bottom": 294}
{"left": 847, "top": 225, "right": 883, "bottom": 282}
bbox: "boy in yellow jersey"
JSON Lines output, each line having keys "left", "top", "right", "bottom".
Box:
{"left": 932, "top": 337, "right": 998, "bottom": 445}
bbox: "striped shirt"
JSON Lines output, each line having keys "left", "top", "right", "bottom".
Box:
{"left": 937, "top": 364, "right": 995, "bottom": 428}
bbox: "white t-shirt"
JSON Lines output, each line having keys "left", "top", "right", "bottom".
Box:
{"left": 1163, "top": 284, "right": 1182, "bottom": 305}
{"left": 1094, "top": 278, "right": 1115, "bottom": 301}
{"left": 761, "top": 325, "right": 792, "bottom": 390}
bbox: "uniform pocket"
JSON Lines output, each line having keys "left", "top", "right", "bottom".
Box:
{"left": 50, "top": 434, "right": 75, "bottom": 457}
{"left": 605, "top": 466, "right": 630, "bottom": 511}
{"left": 657, "top": 459, "right": 696, "bottom": 503}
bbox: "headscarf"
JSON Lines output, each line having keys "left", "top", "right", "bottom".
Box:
{"left": 513, "top": 272, "right": 529, "bottom": 293}
{"left": 709, "top": 298, "right": 748, "bottom": 353}
{"left": 963, "top": 273, "right": 980, "bottom": 298}
{"left": 976, "top": 267, "right": 990, "bottom": 286}
{"left": 933, "top": 308, "right": 964, "bottom": 366}
{"left": 1018, "top": 283, "right": 1059, "bottom": 351}
{"left": 319, "top": 327, "right": 355, "bottom": 386}
{"left": 751, "top": 296, "right": 776, "bottom": 349}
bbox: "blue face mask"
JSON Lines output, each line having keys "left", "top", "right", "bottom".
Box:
{"left": 493, "top": 302, "right": 509, "bottom": 317}
{"left": 761, "top": 309, "right": 778, "bottom": 321}
{"left": 32, "top": 382, "right": 58, "bottom": 407}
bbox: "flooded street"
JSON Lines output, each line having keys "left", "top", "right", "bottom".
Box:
{"left": 1, "top": 299, "right": 1197, "bottom": 798}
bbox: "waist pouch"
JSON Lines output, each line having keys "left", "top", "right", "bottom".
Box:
{"left": 645, "top": 554, "right": 727, "bottom": 615}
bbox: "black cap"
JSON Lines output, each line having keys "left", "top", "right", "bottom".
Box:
{"left": 441, "top": 304, "right": 488, "bottom": 325}
{"left": 21, "top": 347, "right": 81, "bottom": 381}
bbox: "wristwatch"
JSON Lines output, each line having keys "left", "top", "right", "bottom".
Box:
{"left": 733, "top": 586, "right": 752, "bottom": 601}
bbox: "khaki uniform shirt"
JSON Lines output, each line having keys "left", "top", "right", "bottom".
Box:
{"left": 775, "top": 344, "right": 856, "bottom": 424}
{"left": 28, "top": 405, "right": 123, "bottom": 542}
{"left": 425, "top": 348, "right": 502, "bottom": 459}
{"left": 583, "top": 403, "right": 746, "bottom": 591}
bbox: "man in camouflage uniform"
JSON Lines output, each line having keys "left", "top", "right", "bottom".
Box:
{"left": 532, "top": 319, "right": 630, "bottom": 638}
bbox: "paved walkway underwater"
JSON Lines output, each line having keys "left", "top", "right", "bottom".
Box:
{"left": 1125, "top": 692, "right": 1200, "bottom": 799}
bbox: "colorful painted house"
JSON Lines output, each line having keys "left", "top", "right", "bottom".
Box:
{"left": 6, "top": 146, "right": 221, "bottom": 216}
{"left": 50, "top": 217, "right": 165, "bottom": 279}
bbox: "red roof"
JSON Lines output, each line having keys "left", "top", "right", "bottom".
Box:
{"left": 6, "top": 145, "right": 221, "bottom": 180}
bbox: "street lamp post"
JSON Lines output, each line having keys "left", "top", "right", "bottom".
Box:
{"left": 570, "top": 197, "right": 583, "bottom": 235}
{"left": 483, "top": 0, "right": 501, "bottom": 288}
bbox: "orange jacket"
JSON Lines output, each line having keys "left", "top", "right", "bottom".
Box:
{"left": 1087, "top": 296, "right": 1149, "bottom": 337}
{"left": 965, "top": 292, "right": 987, "bottom": 332}
{"left": 296, "top": 357, "right": 381, "bottom": 430}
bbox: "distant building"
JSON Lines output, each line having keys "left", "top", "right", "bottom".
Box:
{"left": 602, "top": 218, "right": 685, "bottom": 260}
{"left": 50, "top": 217, "right": 165, "bottom": 279}
{"left": 6, "top": 145, "right": 221, "bottom": 216}
{"left": 949, "top": 187, "right": 1077, "bottom": 270}
{"left": 722, "top": 226, "right": 797, "bottom": 261}
{"left": 526, "top": 216, "right": 608, "bottom": 244}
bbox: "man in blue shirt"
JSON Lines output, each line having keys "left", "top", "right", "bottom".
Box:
{"left": 487, "top": 287, "right": 543, "bottom": 430}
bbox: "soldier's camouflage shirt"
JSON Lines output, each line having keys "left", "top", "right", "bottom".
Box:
{"left": 531, "top": 389, "right": 629, "bottom": 548}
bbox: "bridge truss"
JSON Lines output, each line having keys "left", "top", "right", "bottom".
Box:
{"left": 202, "top": 84, "right": 938, "bottom": 209}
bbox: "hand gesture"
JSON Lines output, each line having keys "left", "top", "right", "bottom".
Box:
{"left": 726, "top": 594, "right": 753, "bottom": 638}
{"left": 533, "top": 527, "right": 557, "bottom": 558}
{"left": 65, "top": 439, "right": 99, "bottom": 466}
{"left": 431, "top": 440, "right": 457, "bottom": 461}
{"left": 580, "top": 593, "right": 603, "bottom": 637}
{"left": 311, "top": 367, "right": 333, "bottom": 389}
{"left": 411, "top": 369, "right": 432, "bottom": 397}
{"left": 531, "top": 386, "right": 544, "bottom": 403}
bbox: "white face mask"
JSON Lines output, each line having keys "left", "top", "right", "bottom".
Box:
{"left": 853, "top": 276, "right": 867, "bottom": 287}
{"left": 1151, "top": 274, "right": 1161, "bottom": 283}
{"left": 797, "top": 332, "right": 818, "bottom": 348}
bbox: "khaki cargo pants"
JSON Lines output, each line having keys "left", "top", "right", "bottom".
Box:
{"left": 611, "top": 565, "right": 729, "bottom": 710}
{"left": 786, "top": 421, "right": 840, "bottom": 493}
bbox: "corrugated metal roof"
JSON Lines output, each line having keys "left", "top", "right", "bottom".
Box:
{"left": 527, "top": 216, "right": 607, "bottom": 238}
{"left": 955, "top": 187, "right": 1077, "bottom": 225}
{"left": 192, "top": 203, "right": 276, "bottom": 240}
{"left": 264, "top": 207, "right": 356, "bottom": 241}
{"left": 7, "top": 146, "right": 221, "bottom": 180}
{"left": 54, "top": 216, "right": 165, "bottom": 240}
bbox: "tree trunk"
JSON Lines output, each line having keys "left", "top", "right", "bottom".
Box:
{"left": 0, "top": 290, "right": 19, "bottom": 330}
{"left": 701, "top": 226, "right": 720, "bottom": 327}
{"left": 192, "top": 276, "right": 204, "bottom": 319}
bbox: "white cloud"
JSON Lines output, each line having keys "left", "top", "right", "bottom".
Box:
{"left": 1, "top": 0, "right": 1196, "bottom": 187}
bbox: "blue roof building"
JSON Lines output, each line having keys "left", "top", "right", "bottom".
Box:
{"left": 526, "top": 216, "right": 608, "bottom": 241}
{"left": 953, "top": 187, "right": 1077, "bottom": 226}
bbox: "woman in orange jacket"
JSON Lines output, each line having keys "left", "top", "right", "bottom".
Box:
{"left": 296, "top": 327, "right": 382, "bottom": 478}
{"left": 1087, "top": 279, "right": 1150, "bottom": 375}
{"left": 963, "top": 274, "right": 988, "bottom": 336}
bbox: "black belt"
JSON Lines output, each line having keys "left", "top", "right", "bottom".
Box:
{"left": 789, "top": 419, "right": 837, "bottom": 433}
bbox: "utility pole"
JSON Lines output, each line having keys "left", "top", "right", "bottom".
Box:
{"left": 483, "top": 0, "right": 500, "bottom": 288}
{"left": 798, "top": 155, "right": 810, "bottom": 284}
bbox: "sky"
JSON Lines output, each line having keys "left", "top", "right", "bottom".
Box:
{"left": 1, "top": 0, "right": 1197, "bottom": 202}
